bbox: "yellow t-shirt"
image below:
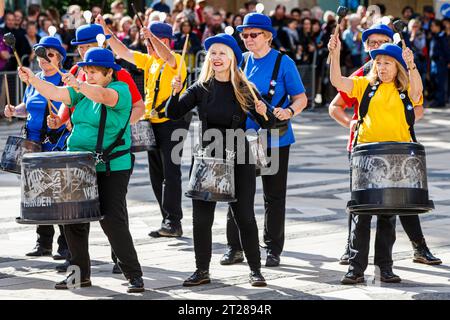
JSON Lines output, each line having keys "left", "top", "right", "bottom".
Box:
{"left": 348, "top": 77, "right": 423, "bottom": 144}
{"left": 133, "top": 51, "right": 187, "bottom": 123}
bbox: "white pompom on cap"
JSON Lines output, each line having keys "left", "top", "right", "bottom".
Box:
{"left": 48, "top": 26, "right": 57, "bottom": 37}
{"left": 83, "top": 10, "right": 93, "bottom": 24}
{"left": 393, "top": 33, "right": 401, "bottom": 44}
{"left": 96, "top": 33, "right": 106, "bottom": 47}
{"left": 224, "top": 26, "right": 234, "bottom": 35}
{"left": 256, "top": 3, "right": 265, "bottom": 14}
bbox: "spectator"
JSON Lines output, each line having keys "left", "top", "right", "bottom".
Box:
{"left": 183, "top": 0, "right": 198, "bottom": 25}
{"left": 356, "top": 5, "right": 366, "bottom": 19}
{"left": 195, "top": 0, "right": 208, "bottom": 26}
{"left": 279, "top": 18, "right": 302, "bottom": 63}
{"left": 172, "top": 12, "right": 187, "bottom": 33}
{"left": 152, "top": 0, "right": 171, "bottom": 14}
{"left": 0, "top": 11, "right": 27, "bottom": 70}
{"left": 201, "top": 11, "right": 224, "bottom": 43}
{"left": 22, "top": 21, "right": 41, "bottom": 69}
{"left": 402, "top": 6, "right": 415, "bottom": 21}
{"left": 14, "top": 9, "right": 24, "bottom": 29}
{"left": 46, "top": 8, "right": 61, "bottom": 27}
{"left": 0, "top": 32, "right": 11, "bottom": 72}
{"left": 38, "top": 19, "right": 62, "bottom": 43}
{"left": 91, "top": 6, "right": 102, "bottom": 20}
{"left": 422, "top": 5, "right": 435, "bottom": 34}
{"left": 231, "top": 14, "right": 245, "bottom": 51}
{"left": 290, "top": 8, "right": 302, "bottom": 22}
{"left": 117, "top": 16, "right": 133, "bottom": 41}
{"left": 27, "top": 4, "right": 41, "bottom": 23}
{"left": 301, "top": 8, "right": 312, "bottom": 20}
{"left": 311, "top": 6, "right": 324, "bottom": 22}
{"left": 271, "top": 4, "right": 287, "bottom": 32}
{"left": 429, "top": 19, "right": 450, "bottom": 107}
{"left": 244, "top": 1, "right": 258, "bottom": 13}
{"left": 342, "top": 14, "right": 363, "bottom": 70}
{"left": 67, "top": 5, "right": 84, "bottom": 29}
{"left": 103, "top": 14, "right": 117, "bottom": 33}
{"left": 298, "top": 17, "right": 315, "bottom": 64}
{"left": 408, "top": 19, "right": 427, "bottom": 85}
{"left": 174, "top": 20, "right": 202, "bottom": 73}
{"left": 111, "top": 0, "right": 126, "bottom": 15}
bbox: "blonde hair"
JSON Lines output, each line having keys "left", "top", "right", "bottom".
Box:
{"left": 197, "top": 44, "right": 255, "bottom": 112}
{"left": 367, "top": 55, "right": 409, "bottom": 92}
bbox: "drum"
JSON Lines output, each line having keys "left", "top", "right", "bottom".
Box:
{"left": 185, "top": 151, "right": 236, "bottom": 202}
{"left": 17, "top": 151, "right": 102, "bottom": 225}
{"left": 130, "top": 120, "right": 157, "bottom": 152}
{"left": 1, "top": 136, "right": 42, "bottom": 174}
{"left": 347, "top": 142, "right": 434, "bottom": 215}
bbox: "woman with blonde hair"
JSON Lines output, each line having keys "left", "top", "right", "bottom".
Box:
{"left": 168, "top": 33, "right": 275, "bottom": 287}
{"left": 328, "top": 31, "right": 424, "bottom": 284}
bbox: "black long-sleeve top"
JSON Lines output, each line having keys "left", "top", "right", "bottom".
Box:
{"left": 166, "top": 79, "right": 275, "bottom": 132}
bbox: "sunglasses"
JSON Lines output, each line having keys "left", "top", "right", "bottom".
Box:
{"left": 240, "top": 32, "right": 264, "bottom": 39}
{"left": 367, "top": 40, "right": 390, "bottom": 47}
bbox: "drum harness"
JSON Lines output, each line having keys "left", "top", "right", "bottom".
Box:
{"left": 352, "top": 80, "right": 417, "bottom": 149}
{"left": 23, "top": 76, "right": 70, "bottom": 151}
{"left": 148, "top": 62, "right": 187, "bottom": 119}
{"left": 242, "top": 51, "right": 289, "bottom": 136}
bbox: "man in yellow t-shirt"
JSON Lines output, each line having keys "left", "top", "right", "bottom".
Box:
{"left": 97, "top": 16, "right": 190, "bottom": 238}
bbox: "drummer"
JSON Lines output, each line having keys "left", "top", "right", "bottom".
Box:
{"left": 4, "top": 36, "right": 70, "bottom": 261}
{"left": 168, "top": 33, "right": 275, "bottom": 287}
{"left": 18, "top": 48, "right": 145, "bottom": 293}
{"left": 328, "top": 23, "right": 441, "bottom": 267}
{"left": 328, "top": 34, "right": 424, "bottom": 284}
{"left": 47, "top": 22, "right": 145, "bottom": 275}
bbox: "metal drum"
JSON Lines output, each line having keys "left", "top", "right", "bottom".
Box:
{"left": 1, "top": 136, "right": 42, "bottom": 174}
{"left": 185, "top": 150, "right": 236, "bottom": 202}
{"left": 347, "top": 142, "right": 434, "bottom": 215}
{"left": 18, "top": 151, "right": 102, "bottom": 225}
{"left": 130, "top": 120, "right": 157, "bottom": 152}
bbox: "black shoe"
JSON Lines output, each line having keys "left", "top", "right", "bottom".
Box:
{"left": 249, "top": 269, "right": 267, "bottom": 287}
{"left": 341, "top": 270, "right": 365, "bottom": 285}
{"left": 149, "top": 224, "right": 183, "bottom": 238}
{"left": 112, "top": 263, "right": 122, "bottom": 274}
{"left": 26, "top": 246, "right": 52, "bottom": 257}
{"left": 379, "top": 269, "right": 401, "bottom": 283}
{"left": 265, "top": 253, "right": 280, "bottom": 267}
{"left": 183, "top": 269, "right": 211, "bottom": 287}
{"left": 339, "top": 244, "right": 350, "bottom": 265}
{"left": 412, "top": 238, "right": 442, "bottom": 265}
{"left": 127, "top": 277, "right": 145, "bottom": 293}
{"left": 53, "top": 248, "right": 70, "bottom": 261}
{"left": 55, "top": 273, "right": 91, "bottom": 289}
{"left": 55, "top": 260, "right": 70, "bottom": 273}
{"left": 220, "top": 248, "right": 244, "bottom": 265}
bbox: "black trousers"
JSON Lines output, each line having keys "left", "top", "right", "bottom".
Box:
{"left": 36, "top": 225, "right": 68, "bottom": 252}
{"left": 349, "top": 214, "right": 397, "bottom": 274}
{"left": 226, "top": 145, "right": 290, "bottom": 256}
{"left": 147, "top": 119, "right": 190, "bottom": 227}
{"left": 193, "top": 162, "right": 261, "bottom": 271}
{"left": 64, "top": 170, "right": 142, "bottom": 281}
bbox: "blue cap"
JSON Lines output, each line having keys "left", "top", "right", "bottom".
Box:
{"left": 77, "top": 48, "right": 121, "bottom": 71}
{"left": 33, "top": 36, "right": 67, "bottom": 63}
{"left": 370, "top": 43, "right": 407, "bottom": 70}
{"left": 362, "top": 24, "right": 394, "bottom": 43}
{"left": 149, "top": 22, "right": 174, "bottom": 39}
{"left": 204, "top": 33, "right": 243, "bottom": 65}
{"left": 236, "top": 13, "right": 277, "bottom": 38}
{"left": 71, "top": 24, "right": 111, "bottom": 45}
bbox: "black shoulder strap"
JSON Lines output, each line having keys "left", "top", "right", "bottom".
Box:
{"left": 400, "top": 91, "right": 417, "bottom": 142}
{"left": 241, "top": 52, "right": 251, "bottom": 71}
{"left": 353, "top": 81, "right": 381, "bottom": 148}
{"left": 362, "top": 61, "right": 373, "bottom": 76}
{"left": 154, "top": 76, "right": 188, "bottom": 118}
{"left": 264, "top": 52, "right": 285, "bottom": 104}
{"left": 151, "top": 63, "right": 167, "bottom": 111}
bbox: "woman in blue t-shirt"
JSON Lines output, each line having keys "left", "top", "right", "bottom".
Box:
{"left": 221, "top": 13, "right": 308, "bottom": 267}
{"left": 4, "top": 36, "right": 70, "bottom": 261}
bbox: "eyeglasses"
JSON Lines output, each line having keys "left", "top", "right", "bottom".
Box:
{"left": 240, "top": 32, "right": 264, "bottom": 39}
{"left": 367, "top": 40, "right": 390, "bottom": 47}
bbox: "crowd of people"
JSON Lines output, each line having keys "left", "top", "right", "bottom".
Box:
{"left": 1, "top": 1, "right": 449, "bottom": 108}
{"left": 0, "top": 0, "right": 447, "bottom": 293}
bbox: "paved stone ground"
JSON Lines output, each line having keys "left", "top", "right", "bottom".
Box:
{"left": 0, "top": 108, "right": 450, "bottom": 300}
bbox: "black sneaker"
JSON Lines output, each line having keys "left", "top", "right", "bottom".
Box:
{"left": 55, "top": 272, "right": 91, "bottom": 289}
{"left": 265, "top": 253, "right": 280, "bottom": 267}
{"left": 55, "top": 260, "right": 70, "bottom": 273}
{"left": 149, "top": 224, "right": 183, "bottom": 238}
{"left": 112, "top": 263, "right": 122, "bottom": 274}
{"left": 220, "top": 248, "right": 244, "bottom": 265}
{"left": 127, "top": 277, "right": 145, "bottom": 293}
{"left": 249, "top": 270, "right": 267, "bottom": 287}
{"left": 183, "top": 270, "right": 211, "bottom": 287}
{"left": 26, "top": 246, "right": 52, "bottom": 257}
{"left": 341, "top": 270, "right": 365, "bottom": 285}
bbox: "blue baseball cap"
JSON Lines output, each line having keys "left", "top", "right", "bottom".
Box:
{"left": 236, "top": 13, "right": 277, "bottom": 38}
{"left": 149, "top": 21, "right": 174, "bottom": 39}
{"left": 77, "top": 47, "right": 121, "bottom": 71}
{"left": 362, "top": 23, "right": 394, "bottom": 43}
{"left": 370, "top": 43, "right": 407, "bottom": 70}
{"left": 33, "top": 36, "right": 67, "bottom": 63}
{"left": 204, "top": 33, "right": 243, "bottom": 65}
{"left": 71, "top": 24, "right": 111, "bottom": 46}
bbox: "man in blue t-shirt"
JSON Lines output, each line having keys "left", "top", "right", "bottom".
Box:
{"left": 221, "top": 13, "right": 308, "bottom": 268}
{"left": 151, "top": 0, "right": 171, "bottom": 14}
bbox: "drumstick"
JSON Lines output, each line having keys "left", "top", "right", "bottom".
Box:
{"left": 172, "top": 33, "right": 190, "bottom": 97}
{"left": 327, "top": 6, "right": 349, "bottom": 65}
{"left": 239, "top": 69, "right": 269, "bottom": 121}
{"left": 4, "top": 74, "right": 12, "bottom": 122}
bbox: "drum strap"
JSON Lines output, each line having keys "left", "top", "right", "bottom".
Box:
{"left": 96, "top": 104, "right": 132, "bottom": 175}
{"left": 353, "top": 81, "right": 417, "bottom": 148}
{"left": 153, "top": 77, "right": 187, "bottom": 119}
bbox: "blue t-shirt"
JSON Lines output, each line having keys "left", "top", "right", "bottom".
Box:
{"left": 244, "top": 49, "right": 305, "bottom": 147}
{"left": 151, "top": 1, "right": 171, "bottom": 13}
{"left": 23, "top": 71, "right": 69, "bottom": 151}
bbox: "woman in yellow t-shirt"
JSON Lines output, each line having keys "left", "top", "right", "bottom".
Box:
{"left": 328, "top": 35, "right": 424, "bottom": 284}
